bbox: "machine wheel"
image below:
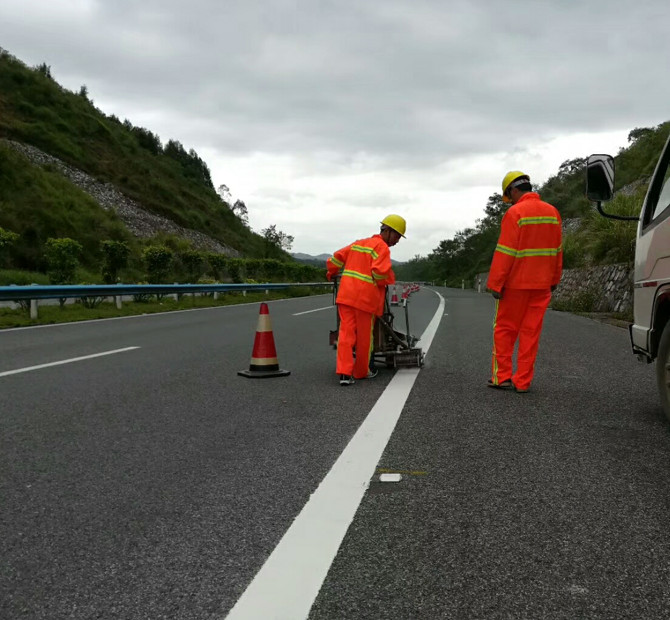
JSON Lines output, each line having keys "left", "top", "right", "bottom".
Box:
{"left": 656, "top": 320, "right": 670, "bottom": 423}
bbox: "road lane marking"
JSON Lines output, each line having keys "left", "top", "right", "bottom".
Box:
{"left": 0, "top": 347, "right": 140, "bottom": 378}
{"left": 0, "top": 295, "right": 331, "bottom": 334}
{"left": 292, "top": 306, "right": 333, "bottom": 316}
{"left": 225, "top": 291, "right": 445, "bottom": 620}
{"left": 376, "top": 468, "right": 428, "bottom": 476}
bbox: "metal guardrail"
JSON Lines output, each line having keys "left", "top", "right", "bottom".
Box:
{"left": 0, "top": 282, "right": 332, "bottom": 302}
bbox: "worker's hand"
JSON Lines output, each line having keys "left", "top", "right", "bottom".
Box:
{"left": 491, "top": 290, "right": 502, "bottom": 300}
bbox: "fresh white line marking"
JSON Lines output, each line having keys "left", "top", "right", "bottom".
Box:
{"left": 225, "top": 291, "right": 445, "bottom": 620}
{"left": 0, "top": 347, "right": 140, "bottom": 378}
{"left": 292, "top": 306, "right": 333, "bottom": 316}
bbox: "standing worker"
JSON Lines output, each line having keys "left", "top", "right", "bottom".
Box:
{"left": 487, "top": 172, "right": 563, "bottom": 393}
{"left": 326, "top": 215, "right": 406, "bottom": 386}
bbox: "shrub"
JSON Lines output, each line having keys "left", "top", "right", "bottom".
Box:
{"left": 207, "top": 253, "right": 228, "bottom": 280}
{"left": 45, "top": 237, "right": 82, "bottom": 309}
{"left": 101, "top": 240, "right": 130, "bottom": 284}
{"left": 0, "top": 227, "right": 19, "bottom": 267}
{"left": 197, "top": 276, "right": 217, "bottom": 297}
{"left": 45, "top": 237, "right": 82, "bottom": 284}
{"left": 227, "top": 258, "right": 244, "bottom": 283}
{"left": 132, "top": 281, "right": 153, "bottom": 303}
{"left": 142, "top": 245, "right": 173, "bottom": 284}
{"left": 582, "top": 188, "right": 644, "bottom": 266}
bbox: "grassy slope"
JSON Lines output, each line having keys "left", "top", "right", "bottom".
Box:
{"left": 0, "top": 48, "right": 280, "bottom": 261}
{"left": 0, "top": 142, "right": 135, "bottom": 271}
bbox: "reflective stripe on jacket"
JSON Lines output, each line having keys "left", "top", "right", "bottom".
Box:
{"left": 487, "top": 193, "right": 563, "bottom": 292}
{"left": 326, "top": 234, "right": 395, "bottom": 315}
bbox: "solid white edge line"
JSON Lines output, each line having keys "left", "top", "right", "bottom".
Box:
{"left": 224, "top": 291, "right": 445, "bottom": 620}
{"left": 0, "top": 347, "right": 140, "bottom": 378}
{"left": 0, "top": 294, "right": 331, "bottom": 334}
{"left": 292, "top": 305, "right": 333, "bottom": 316}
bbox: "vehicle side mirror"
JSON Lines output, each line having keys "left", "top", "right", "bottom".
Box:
{"left": 586, "top": 154, "right": 615, "bottom": 202}
{"left": 585, "top": 153, "right": 638, "bottom": 222}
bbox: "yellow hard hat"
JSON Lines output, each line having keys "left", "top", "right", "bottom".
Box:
{"left": 501, "top": 171, "right": 530, "bottom": 203}
{"left": 381, "top": 214, "right": 406, "bottom": 237}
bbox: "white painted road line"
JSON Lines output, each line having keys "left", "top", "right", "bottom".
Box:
{"left": 225, "top": 291, "right": 445, "bottom": 620}
{"left": 292, "top": 306, "right": 333, "bottom": 316}
{"left": 0, "top": 347, "right": 140, "bottom": 378}
{"left": 0, "top": 294, "right": 332, "bottom": 334}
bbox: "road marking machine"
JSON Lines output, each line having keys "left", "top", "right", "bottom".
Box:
{"left": 329, "top": 278, "right": 425, "bottom": 369}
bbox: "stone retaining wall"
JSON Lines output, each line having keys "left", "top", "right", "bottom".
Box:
{"left": 474, "top": 263, "right": 634, "bottom": 315}
{"left": 1, "top": 138, "right": 239, "bottom": 256}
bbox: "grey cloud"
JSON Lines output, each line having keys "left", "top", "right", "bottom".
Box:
{"left": 3, "top": 0, "right": 668, "bottom": 172}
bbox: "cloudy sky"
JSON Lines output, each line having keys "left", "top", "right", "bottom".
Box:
{"left": 1, "top": 0, "right": 669, "bottom": 261}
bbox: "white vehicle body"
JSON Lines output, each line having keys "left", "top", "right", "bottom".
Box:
{"left": 588, "top": 134, "right": 670, "bottom": 420}
{"left": 630, "top": 134, "right": 670, "bottom": 361}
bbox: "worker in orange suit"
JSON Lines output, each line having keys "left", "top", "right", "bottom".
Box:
{"left": 487, "top": 171, "right": 563, "bottom": 393}
{"left": 326, "top": 215, "right": 405, "bottom": 386}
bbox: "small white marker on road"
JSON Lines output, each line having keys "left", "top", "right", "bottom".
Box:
{"left": 379, "top": 473, "right": 402, "bottom": 483}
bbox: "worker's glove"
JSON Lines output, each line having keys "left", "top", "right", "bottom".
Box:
{"left": 491, "top": 290, "right": 502, "bottom": 300}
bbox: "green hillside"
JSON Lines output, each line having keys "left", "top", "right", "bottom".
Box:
{"left": 0, "top": 46, "right": 283, "bottom": 273}
{"left": 396, "top": 121, "right": 670, "bottom": 285}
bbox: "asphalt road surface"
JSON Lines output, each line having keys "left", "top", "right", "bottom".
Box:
{"left": 2, "top": 288, "right": 669, "bottom": 619}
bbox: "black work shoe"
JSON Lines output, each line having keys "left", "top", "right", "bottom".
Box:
{"left": 340, "top": 375, "right": 355, "bottom": 386}
{"left": 487, "top": 379, "right": 512, "bottom": 390}
{"left": 366, "top": 369, "right": 378, "bottom": 379}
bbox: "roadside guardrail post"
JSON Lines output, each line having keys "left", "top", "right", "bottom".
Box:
{"left": 173, "top": 283, "right": 179, "bottom": 302}
{"left": 115, "top": 283, "right": 123, "bottom": 310}
{"left": 30, "top": 283, "right": 38, "bottom": 319}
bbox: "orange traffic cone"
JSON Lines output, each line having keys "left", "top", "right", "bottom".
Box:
{"left": 402, "top": 286, "right": 408, "bottom": 301}
{"left": 390, "top": 286, "right": 399, "bottom": 306}
{"left": 238, "top": 303, "right": 291, "bottom": 378}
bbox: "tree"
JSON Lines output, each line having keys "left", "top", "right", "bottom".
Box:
{"left": 180, "top": 250, "right": 204, "bottom": 283}
{"left": 142, "top": 245, "right": 173, "bottom": 284}
{"left": 232, "top": 199, "right": 249, "bottom": 226}
{"left": 45, "top": 238, "right": 83, "bottom": 309}
{"left": 207, "top": 253, "right": 228, "bottom": 281}
{"left": 227, "top": 258, "right": 244, "bottom": 284}
{"left": 262, "top": 224, "right": 294, "bottom": 257}
{"left": 0, "top": 227, "right": 19, "bottom": 267}
{"left": 35, "top": 63, "right": 52, "bottom": 79}
{"left": 217, "top": 184, "right": 233, "bottom": 204}
{"left": 45, "top": 238, "right": 82, "bottom": 284}
{"left": 628, "top": 127, "right": 653, "bottom": 144}
{"left": 101, "top": 240, "right": 130, "bottom": 284}
{"left": 557, "top": 158, "right": 586, "bottom": 179}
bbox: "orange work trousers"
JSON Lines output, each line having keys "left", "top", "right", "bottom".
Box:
{"left": 491, "top": 288, "right": 552, "bottom": 391}
{"left": 337, "top": 304, "right": 375, "bottom": 379}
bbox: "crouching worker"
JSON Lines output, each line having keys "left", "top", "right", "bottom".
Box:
{"left": 327, "top": 215, "right": 406, "bottom": 386}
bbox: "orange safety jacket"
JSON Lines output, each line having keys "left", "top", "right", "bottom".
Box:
{"left": 326, "top": 234, "right": 395, "bottom": 315}
{"left": 487, "top": 192, "right": 563, "bottom": 292}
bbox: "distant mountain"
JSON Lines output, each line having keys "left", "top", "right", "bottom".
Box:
{"left": 292, "top": 252, "right": 405, "bottom": 266}
{"left": 292, "top": 252, "right": 330, "bottom": 262}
